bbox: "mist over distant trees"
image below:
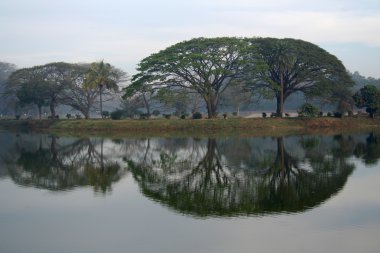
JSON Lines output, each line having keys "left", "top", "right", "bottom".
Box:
{"left": 1, "top": 37, "right": 380, "bottom": 119}
{"left": 4, "top": 61, "right": 126, "bottom": 119}
{"left": 351, "top": 71, "right": 380, "bottom": 90}
{"left": 0, "top": 62, "right": 17, "bottom": 115}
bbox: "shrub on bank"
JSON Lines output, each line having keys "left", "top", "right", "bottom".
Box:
{"left": 152, "top": 110, "right": 160, "bottom": 116}
{"left": 298, "top": 103, "right": 320, "bottom": 117}
{"left": 111, "top": 110, "right": 124, "bottom": 120}
{"left": 192, "top": 112, "right": 202, "bottom": 119}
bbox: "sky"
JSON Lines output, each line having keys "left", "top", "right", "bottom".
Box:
{"left": 1, "top": 0, "right": 380, "bottom": 78}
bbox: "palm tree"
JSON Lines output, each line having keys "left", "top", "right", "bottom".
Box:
{"left": 84, "top": 61, "right": 121, "bottom": 118}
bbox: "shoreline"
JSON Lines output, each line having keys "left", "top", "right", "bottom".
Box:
{"left": 1, "top": 117, "right": 380, "bottom": 137}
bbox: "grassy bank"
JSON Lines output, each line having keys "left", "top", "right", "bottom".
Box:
{"left": 1, "top": 117, "right": 380, "bottom": 137}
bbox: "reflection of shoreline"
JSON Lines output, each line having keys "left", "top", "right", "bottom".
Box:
{"left": 1, "top": 131, "right": 379, "bottom": 217}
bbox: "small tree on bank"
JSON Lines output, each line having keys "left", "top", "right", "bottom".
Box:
{"left": 353, "top": 85, "right": 380, "bottom": 118}
{"left": 298, "top": 103, "right": 319, "bottom": 117}
{"left": 16, "top": 80, "right": 49, "bottom": 119}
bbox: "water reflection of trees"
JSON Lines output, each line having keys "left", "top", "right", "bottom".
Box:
{"left": 125, "top": 136, "right": 359, "bottom": 217}
{"left": 1, "top": 131, "right": 380, "bottom": 216}
{"left": 354, "top": 133, "right": 380, "bottom": 165}
{"left": 4, "top": 135, "right": 127, "bottom": 193}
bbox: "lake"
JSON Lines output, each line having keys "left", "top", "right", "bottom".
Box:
{"left": 0, "top": 130, "right": 379, "bottom": 253}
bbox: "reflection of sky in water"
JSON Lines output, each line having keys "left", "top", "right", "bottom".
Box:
{"left": 1, "top": 157, "right": 379, "bottom": 253}
{"left": 0, "top": 131, "right": 379, "bottom": 253}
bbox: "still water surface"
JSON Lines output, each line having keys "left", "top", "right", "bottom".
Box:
{"left": 0, "top": 130, "right": 379, "bottom": 253}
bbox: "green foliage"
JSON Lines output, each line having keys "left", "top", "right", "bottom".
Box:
{"left": 156, "top": 88, "right": 189, "bottom": 114}
{"left": 192, "top": 112, "right": 202, "bottom": 119}
{"left": 248, "top": 38, "right": 354, "bottom": 115}
{"left": 84, "top": 61, "right": 120, "bottom": 92}
{"left": 119, "top": 97, "right": 143, "bottom": 118}
{"left": 152, "top": 110, "right": 160, "bottom": 116}
{"left": 15, "top": 79, "right": 50, "bottom": 119}
{"left": 110, "top": 109, "right": 124, "bottom": 120}
{"left": 85, "top": 60, "right": 125, "bottom": 116}
{"left": 353, "top": 85, "right": 380, "bottom": 118}
{"left": 220, "top": 80, "right": 252, "bottom": 114}
{"left": 163, "top": 114, "right": 171, "bottom": 119}
{"left": 102, "top": 111, "right": 110, "bottom": 118}
{"left": 8, "top": 62, "right": 87, "bottom": 117}
{"left": 298, "top": 103, "right": 320, "bottom": 117}
{"left": 128, "top": 37, "right": 259, "bottom": 118}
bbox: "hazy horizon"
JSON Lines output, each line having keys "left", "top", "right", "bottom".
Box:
{"left": 1, "top": 0, "right": 380, "bottom": 78}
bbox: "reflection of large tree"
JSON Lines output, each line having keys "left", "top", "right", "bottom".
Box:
{"left": 6, "top": 135, "right": 125, "bottom": 193}
{"left": 354, "top": 132, "right": 380, "bottom": 165}
{"left": 127, "top": 137, "right": 355, "bottom": 217}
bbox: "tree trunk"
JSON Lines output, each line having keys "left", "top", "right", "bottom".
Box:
{"left": 84, "top": 109, "right": 90, "bottom": 119}
{"left": 276, "top": 95, "right": 283, "bottom": 117}
{"left": 278, "top": 137, "right": 285, "bottom": 177}
{"left": 142, "top": 94, "right": 150, "bottom": 116}
{"left": 38, "top": 105, "right": 42, "bottom": 120}
{"left": 280, "top": 74, "right": 284, "bottom": 118}
{"left": 99, "top": 84, "right": 103, "bottom": 118}
{"left": 275, "top": 92, "right": 289, "bottom": 117}
{"left": 205, "top": 96, "right": 218, "bottom": 118}
{"left": 50, "top": 136, "right": 57, "bottom": 162}
{"left": 50, "top": 101, "right": 56, "bottom": 118}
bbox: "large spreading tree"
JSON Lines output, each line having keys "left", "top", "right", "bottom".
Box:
{"left": 60, "top": 63, "right": 99, "bottom": 119}
{"left": 247, "top": 38, "right": 354, "bottom": 116}
{"left": 7, "top": 62, "right": 78, "bottom": 117}
{"left": 126, "top": 37, "right": 259, "bottom": 118}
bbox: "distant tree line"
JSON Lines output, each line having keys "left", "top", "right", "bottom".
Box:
{"left": 2, "top": 61, "right": 126, "bottom": 119}
{"left": 1, "top": 37, "right": 379, "bottom": 119}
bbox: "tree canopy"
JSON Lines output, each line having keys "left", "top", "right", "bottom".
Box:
{"left": 247, "top": 38, "right": 354, "bottom": 116}
{"left": 84, "top": 60, "right": 126, "bottom": 116}
{"left": 7, "top": 62, "right": 78, "bottom": 117}
{"left": 127, "top": 37, "right": 259, "bottom": 118}
{"left": 16, "top": 79, "right": 50, "bottom": 119}
{"left": 353, "top": 85, "right": 380, "bottom": 118}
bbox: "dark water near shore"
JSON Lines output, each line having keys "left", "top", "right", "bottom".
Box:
{"left": 0, "top": 130, "right": 379, "bottom": 253}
